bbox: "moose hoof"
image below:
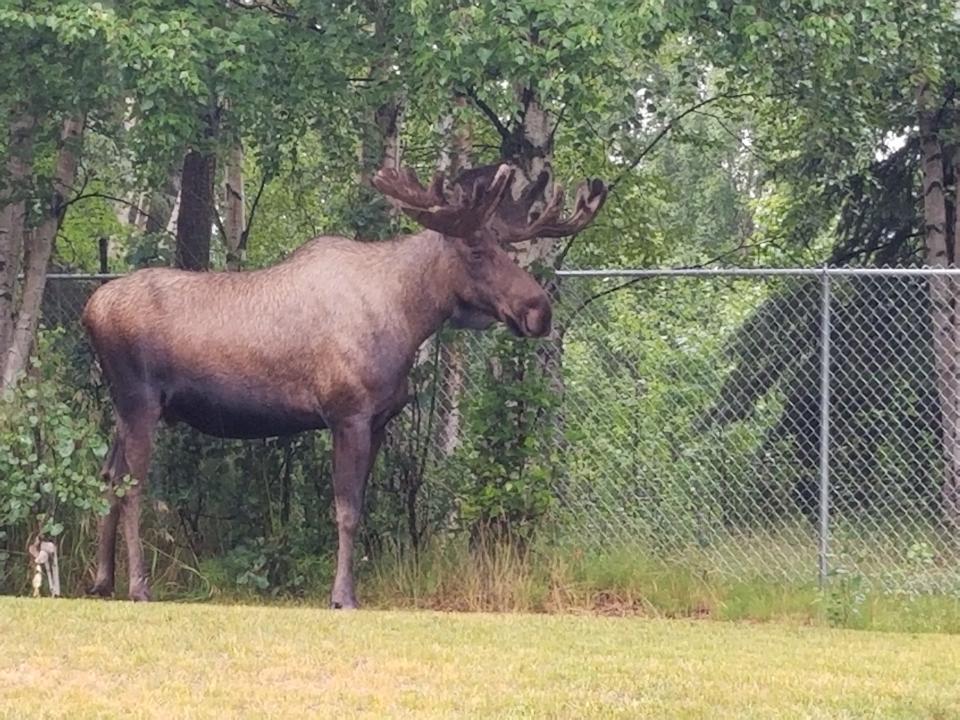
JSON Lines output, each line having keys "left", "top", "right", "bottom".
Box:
{"left": 330, "top": 599, "right": 358, "bottom": 610}
{"left": 129, "top": 588, "right": 152, "bottom": 603}
{"left": 87, "top": 583, "right": 114, "bottom": 599}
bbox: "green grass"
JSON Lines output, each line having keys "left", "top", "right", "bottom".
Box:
{"left": 1, "top": 597, "right": 958, "bottom": 719}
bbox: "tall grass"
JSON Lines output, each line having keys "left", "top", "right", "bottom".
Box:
{"left": 360, "top": 536, "right": 813, "bottom": 619}
{"left": 357, "top": 534, "right": 960, "bottom": 633}
{"left": 8, "top": 514, "right": 960, "bottom": 634}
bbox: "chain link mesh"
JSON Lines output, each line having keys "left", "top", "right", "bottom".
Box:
{"left": 37, "top": 270, "right": 960, "bottom": 595}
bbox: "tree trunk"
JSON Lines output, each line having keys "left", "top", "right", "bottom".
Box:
{"left": 946, "top": 147, "right": 960, "bottom": 525}
{"left": 164, "top": 173, "right": 183, "bottom": 239}
{"left": 436, "top": 97, "right": 472, "bottom": 455}
{"left": 0, "top": 109, "right": 33, "bottom": 360}
{"left": 125, "top": 191, "right": 149, "bottom": 232}
{"left": 223, "top": 141, "right": 246, "bottom": 271}
{"left": 376, "top": 101, "right": 402, "bottom": 173}
{"left": 352, "top": 98, "right": 402, "bottom": 237}
{"left": 510, "top": 87, "right": 555, "bottom": 269}
{"left": 437, "top": 342, "right": 465, "bottom": 456}
{"left": 1, "top": 116, "right": 83, "bottom": 388}
{"left": 917, "top": 86, "right": 960, "bottom": 528}
{"left": 146, "top": 163, "right": 183, "bottom": 237}
{"left": 174, "top": 148, "right": 216, "bottom": 271}
{"left": 510, "top": 87, "right": 567, "bottom": 402}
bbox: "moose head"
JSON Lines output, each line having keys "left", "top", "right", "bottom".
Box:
{"left": 373, "top": 162, "right": 607, "bottom": 338}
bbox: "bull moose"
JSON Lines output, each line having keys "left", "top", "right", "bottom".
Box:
{"left": 82, "top": 162, "right": 607, "bottom": 607}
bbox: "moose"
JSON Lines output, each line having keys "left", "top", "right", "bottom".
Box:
{"left": 82, "top": 161, "right": 607, "bottom": 607}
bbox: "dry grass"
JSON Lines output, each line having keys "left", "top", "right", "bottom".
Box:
{"left": 1, "top": 596, "right": 959, "bottom": 719}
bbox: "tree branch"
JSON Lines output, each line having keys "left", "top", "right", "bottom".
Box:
{"left": 547, "top": 103, "right": 566, "bottom": 147}
{"left": 566, "top": 239, "right": 778, "bottom": 325}
{"left": 828, "top": 230, "right": 923, "bottom": 266}
{"left": 60, "top": 191, "right": 168, "bottom": 232}
{"left": 461, "top": 87, "right": 513, "bottom": 147}
{"left": 224, "top": 0, "right": 377, "bottom": 86}
{"left": 212, "top": 205, "right": 228, "bottom": 244}
{"left": 554, "top": 93, "right": 777, "bottom": 272}
{"left": 241, "top": 170, "right": 272, "bottom": 248}
{"left": 609, "top": 91, "right": 762, "bottom": 193}
{"left": 691, "top": 109, "right": 772, "bottom": 164}
{"left": 553, "top": 232, "right": 579, "bottom": 270}
{"left": 226, "top": 0, "right": 302, "bottom": 24}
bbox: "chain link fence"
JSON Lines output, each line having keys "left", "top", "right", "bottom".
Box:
{"left": 38, "top": 268, "right": 960, "bottom": 596}
{"left": 416, "top": 268, "right": 960, "bottom": 596}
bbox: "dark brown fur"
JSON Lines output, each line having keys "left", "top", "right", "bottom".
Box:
{"left": 83, "top": 163, "right": 605, "bottom": 607}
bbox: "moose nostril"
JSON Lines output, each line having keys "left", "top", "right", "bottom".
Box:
{"left": 524, "top": 301, "right": 552, "bottom": 338}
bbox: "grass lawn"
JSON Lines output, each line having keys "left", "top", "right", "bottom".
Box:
{"left": 0, "top": 597, "right": 957, "bottom": 719}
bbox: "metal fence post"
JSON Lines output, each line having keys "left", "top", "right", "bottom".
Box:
{"left": 818, "top": 267, "right": 832, "bottom": 589}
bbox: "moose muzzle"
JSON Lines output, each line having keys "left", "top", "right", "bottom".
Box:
{"left": 503, "top": 296, "right": 552, "bottom": 338}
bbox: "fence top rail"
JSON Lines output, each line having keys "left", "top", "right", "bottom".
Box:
{"left": 557, "top": 267, "right": 960, "bottom": 278}
{"left": 46, "top": 273, "right": 124, "bottom": 280}
{"left": 44, "top": 267, "right": 960, "bottom": 281}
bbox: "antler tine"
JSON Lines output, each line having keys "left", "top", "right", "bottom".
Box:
{"left": 428, "top": 171, "right": 446, "bottom": 203}
{"left": 372, "top": 166, "right": 445, "bottom": 211}
{"left": 532, "top": 177, "right": 608, "bottom": 239}
{"left": 372, "top": 162, "right": 515, "bottom": 238}
{"left": 475, "top": 164, "right": 515, "bottom": 225}
{"left": 494, "top": 175, "right": 607, "bottom": 244}
{"left": 439, "top": 163, "right": 513, "bottom": 238}
{"left": 497, "top": 183, "right": 567, "bottom": 245}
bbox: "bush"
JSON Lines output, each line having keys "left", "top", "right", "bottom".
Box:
{"left": 0, "top": 329, "right": 109, "bottom": 593}
{"left": 452, "top": 332, "right": 559, "bottom": 544}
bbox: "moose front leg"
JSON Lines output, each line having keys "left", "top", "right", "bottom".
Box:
{"left": 330, "top": 417, "right": 382, "bottom": 609}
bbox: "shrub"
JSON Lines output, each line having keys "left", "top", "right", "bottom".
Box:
{"left": 0, "top": 329, "right": 109, "bottom": 593}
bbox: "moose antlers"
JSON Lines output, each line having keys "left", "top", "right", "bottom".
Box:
{"left": 372, "top": 164, "right": 514, "bottom": 238}
{"left": 372, "top": 162, "right": 607, "bottom": 243}
{"left": 494, "top": 177, "right": 608, "bottom": 244}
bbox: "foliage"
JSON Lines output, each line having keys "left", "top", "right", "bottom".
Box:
{"left": 6, "top": 0, "right": 960, "bottom": 607}
{"left": 0, "top": 331, "right": 108, "bottom": 532}
{"left": 148, "top": 428, "right": 337, "bottom": 596}
{"left": 451, "top": 330, "right": 560, "bottom": 542}
{"left": 0, "top": 329, "right": 108, "bottom": 591}
{"left": 561, "top": 275, "right": 782, "bottom": 544}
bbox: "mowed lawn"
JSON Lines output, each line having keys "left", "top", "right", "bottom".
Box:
{"left": 0, "top": 598, "right": 957, "bottom": 719}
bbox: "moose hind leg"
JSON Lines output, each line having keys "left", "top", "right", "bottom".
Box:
{"left": 88, "top": 438, "right": 125, "bottom": 597}
{"left": 116, "top": 404, "right": 160, "bottom": 602}
{"left": 330, "top": 417, "right": 375, "bottom": 610}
